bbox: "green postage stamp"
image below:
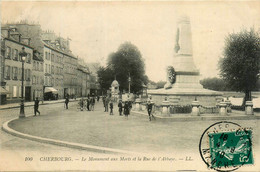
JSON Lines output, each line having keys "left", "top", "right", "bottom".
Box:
{"left": 208, "top": 129, "right": 253, "bottom": 168}
{"left": 199, "top": 121, "right": 254, "bottom": 171}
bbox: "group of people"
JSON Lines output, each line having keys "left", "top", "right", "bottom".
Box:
{"left": 33, "top": 94, "right": 155, "bottom": 121}
{"left": 102, "top": 96, "right": 132, "bottom": 117}
{"left": 78, "top": 95, "right": 96, "bottom": 111}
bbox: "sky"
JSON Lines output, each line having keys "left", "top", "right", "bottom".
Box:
{"left": 1, "top": 1, "right": 260, "bottom": 82}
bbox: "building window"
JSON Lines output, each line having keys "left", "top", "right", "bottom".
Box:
{"left": 18, "top": 68, "right": 21, "bottom": 80}
{"left": 13, "top": 49, "right": 18, "bottom": 61}
{"left": 27, "top": 53, "right": 31, "bottom": 63}
{"left": 41, "top": 63, "right": 43, "bottom": 71}
{"left": 4, "top": 66, "right": 10, "bottom": 79}
{"left": 36, "top": 62, "right": 39, "bottom": 71}
{"left": 6, "top": 46, "right": 11, "bottom": 59}
{"left": 32, "top": 75, "right": 35, "bottom": 84}
{"left": 48, "top": 53, "right": 50, "bottom": 60}
{"left": 51, "top": 65, "right": 54, "bottom": 74}
{"left": 51, "top": 54, "right": 54, "bottom": 62}
{"left": 12, "top": 67, "right": 18, "bottom": 80}
{"left": 45, "top": 52, "right": 48, "bottom": 60}
{"left": 28, "top": 69, "right": 31, "bottom": 81}
{"left": 25, "top": 69, "right": 31, "bottom": 81}
{"left": 33, "top": 61, "right": 36, "bottom": 70}
{"left": 45, "top": 64, "right": 47, "bottom": 73}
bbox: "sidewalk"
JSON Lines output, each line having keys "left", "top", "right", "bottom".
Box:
{"left": 0, "top": 98, "right": 79, "bottom": 110}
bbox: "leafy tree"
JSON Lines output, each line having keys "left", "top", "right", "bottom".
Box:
{"left": 98, "top": 42, "right": 148, "bottom": 94}
{"left": 97, "top": 66, "right": 114, "bottom": 93}
{"left": 200, "top": 77, "right": 229, "bottom": 91}
{"left": 219, "top": 29, "right": 260, "bottom": 104}
{"left": 156, "top": 81, "right": 167, "bottom": 89}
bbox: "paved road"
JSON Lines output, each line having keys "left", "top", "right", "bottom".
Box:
{"left": 0, "top": 102, "right": 104, "bottom": 171}
{"left": 1, "top": 101, "right": 259, "bottom": 171}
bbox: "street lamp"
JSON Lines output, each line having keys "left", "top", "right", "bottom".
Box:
{"left": 19, "top": 47, "right": 27, "bottom": 118}
{"left": 128, "top": 72, "right": 131, "bottom": 94}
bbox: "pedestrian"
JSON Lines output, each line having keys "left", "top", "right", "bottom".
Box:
{"left": 147, "top": 99, "right": 154, "bottom": 121}
{"left": 97, "top": 95, "right": 100, "bottom": 102}
{"left": 102, "top": 96, "right": 106, "bottom": 111}
{"left": 118, "top": 100, "right": 123, "bottom": 116}
{"left": 90, "top": 96, "right": 95, "bottom": 111}
{"left": 124, "top": 101, "right": 130, "bottom": 119}
{"left": 79, "top": 98, "right": 84, "bottom": 111}
{"left": 105, "top": 96, "right": 109, "bottom": 112}
{"left": 87, "top": 96, "right": 90, "bottom": 111}
{"left": 34, "top": 97, "right": 40, "bottom": 116}
{"left": 109, "top": 101, "right": 113, "bottom": 115}
{"left": 65, "top": 97, "right": 69, "bottom": 109}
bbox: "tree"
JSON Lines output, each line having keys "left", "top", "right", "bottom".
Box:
{"left": 219, "top": 29, "right": 260, "bottom": 104}
{"left": 97, "top": 66, "right": 114, "bottom": 93}
{"left": 156, "top": 81, "right": 167, "bottom": 89}
{"left": 98, "top": 42, "right": 148, "bottom": 94}
{"left": 200, "top": 77, "right": 229, "bottom": 91}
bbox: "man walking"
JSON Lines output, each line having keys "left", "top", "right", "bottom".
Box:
{"left": 147, "top": 99, "right": 154, "bottom": 121}
{"left": 118, "top": 100, "right": 123, "bottom": 116}
{"left": 90, "top": 95, "right": 95, "bottom": 111}
{"left": 124, "top": 101, "right": 130, "bottom": 119}
{"left": 34, "top": 97, "right": 40, "bottom": 116}
{"left": 87, "top": 96, "right": 90, "bottom": 111}
{"left": 65, "top": 97, "right": 69, "bottom": 109}
{"left": 105, "top": 96, "right": 109, "bottom": 112}
{"left": 109, "top": 101, "right": 113, "bottom": 115}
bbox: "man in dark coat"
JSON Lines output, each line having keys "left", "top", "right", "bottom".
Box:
{"left": 90, "top": 96, "right": 95, "bottom": 111}
{"left": 118, "top": 100, "right": 123, "bottom": 116}
{"left": 109, "top": 101, "right": 113, "bottom": 115}
{"left": 105, "top": 96, "right": 109, "bottom": 112}
{"left": 124, "top": 101, "right": 130, "bottom": 119}
{"left": 147, "top": 99, "right": 154, "bottom": 121}
{"left": 87, "top": 96, "right": 90, "bottom": 111}
{"left": 34, "top": 97, "right": 40, "bottom": 116}
{"left": 65, "top": 97, "right": 69, "bottom": 109}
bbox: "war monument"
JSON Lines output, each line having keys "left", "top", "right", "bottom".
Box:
{"left": 148, "top": 16, "right": 223, "bottom": 106}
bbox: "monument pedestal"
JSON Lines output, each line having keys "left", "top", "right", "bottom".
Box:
{"left": 148, "top": 16, "right": 223, "bottom": 106}
{"left": 148, "top": 87, "right": 222, "bottom": 106}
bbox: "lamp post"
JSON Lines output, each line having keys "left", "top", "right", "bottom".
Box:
{"left": 128, "top": 72, "right": 131, "bottom": 94}
{"left": 19, "top": 47, "right": 27, "bottom": 118}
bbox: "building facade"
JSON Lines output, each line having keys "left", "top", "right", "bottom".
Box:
{"left": 43, "top": 43, "right": 64, "bottom": 99}
{"left": 63, "top": 54, "right": 77, "bottom": 98}
{"left": 77, "top": 60, "right": 90, "bottom": 97}
{"left": 32, "top": 50, "right": 44, "bottom": 100}
{"left": 1, "top": 21, "right": 94, "bottom": 103}
{"left": 1, "top": 27, "right": 33, "bottom": 103}
{"left": 0, "top": 34, "right": 7, "bottom": 104}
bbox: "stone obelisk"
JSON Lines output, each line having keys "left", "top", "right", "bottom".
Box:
{"left": 148, "top": 16, "right": 222, "bottom": 106}
{"left": 170, "top": 16, "right": 203, "bottom": 89}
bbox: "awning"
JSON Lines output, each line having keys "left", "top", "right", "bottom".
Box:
{"left": 44, "top": 87, "right": 58, "bottom": 93}
{"left": 0, "top": 87, "right": 10, "bottom": 95}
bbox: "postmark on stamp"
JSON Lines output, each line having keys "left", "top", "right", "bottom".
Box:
{"left": 199, "top": 121, "right": 254, "bottom": 171}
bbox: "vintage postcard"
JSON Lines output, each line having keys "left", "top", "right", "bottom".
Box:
{"left": 0, "top": 1, "right": 259, "bottom": 171}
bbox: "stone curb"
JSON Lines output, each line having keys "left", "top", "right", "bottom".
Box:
{"left": 132, "top": 110, "right": 260, "bottom": 122}
{"left": 2, "top": 118, "right": 143, "bottom": 155}
{"left": 0, "top": 100, "right": 78, "bottom": 111}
